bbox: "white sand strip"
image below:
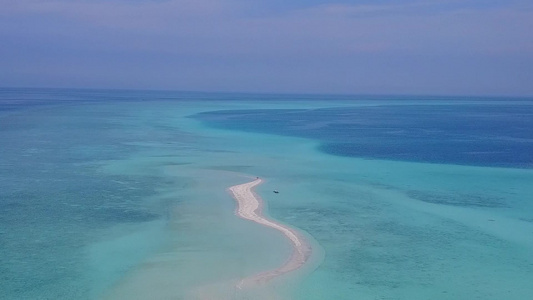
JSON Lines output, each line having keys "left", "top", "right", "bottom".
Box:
{"left": 228, "top": 178, "right": 312, "bottom": 289}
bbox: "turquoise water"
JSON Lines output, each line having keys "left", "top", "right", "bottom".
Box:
{"left": 1, "top": 89, "right": 532, "bottom": 299}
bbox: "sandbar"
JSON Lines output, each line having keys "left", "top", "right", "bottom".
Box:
{"left": 228, "top": 178, "right": 312, "bottom": 289}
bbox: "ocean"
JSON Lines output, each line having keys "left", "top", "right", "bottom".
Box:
{"left": 1, "top": 88, "right": 532, "bottom": 299}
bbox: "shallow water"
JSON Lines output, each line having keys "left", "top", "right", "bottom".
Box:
{"left": 1, "top": 89, "right": 532, "bottom": 299}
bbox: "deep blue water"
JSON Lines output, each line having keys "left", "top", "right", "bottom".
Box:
{"left": 194, "top": 103, "right": 533, "bottom": 168}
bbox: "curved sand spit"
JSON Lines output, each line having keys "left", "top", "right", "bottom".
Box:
{"left": 228, "top": 178, "right": 312, "bottom": 289}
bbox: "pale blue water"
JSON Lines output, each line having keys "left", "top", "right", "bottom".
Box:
{"left": 1, "top": 88, "right": 532, "bottom": 299}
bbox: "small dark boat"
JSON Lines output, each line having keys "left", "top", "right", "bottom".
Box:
{"left": 273, "top": 190, "right": 279, "bottom": 194}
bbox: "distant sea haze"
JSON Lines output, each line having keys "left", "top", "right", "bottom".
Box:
{"left": 1, "top": 88, "right": 532, "bottom": 299}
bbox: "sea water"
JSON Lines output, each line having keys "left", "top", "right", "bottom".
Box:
{"left": 1, "top": 89, "right": 532, "bottom": 299}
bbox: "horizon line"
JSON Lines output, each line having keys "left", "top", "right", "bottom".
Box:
{"left": 1, "top": 86, "right": 532, "bottom": 100}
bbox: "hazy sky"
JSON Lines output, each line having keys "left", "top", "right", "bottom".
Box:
{"left": 1, "top": 0, "right": 532, "bottom": 96}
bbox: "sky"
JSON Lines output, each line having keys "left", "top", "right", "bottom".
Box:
{"left": 1, "top": 0, "right": 532, "bottom": 96}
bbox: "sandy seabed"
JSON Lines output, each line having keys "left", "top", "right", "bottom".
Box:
{"left": 102, "top": 177, "right": 313, "bottom": 300}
